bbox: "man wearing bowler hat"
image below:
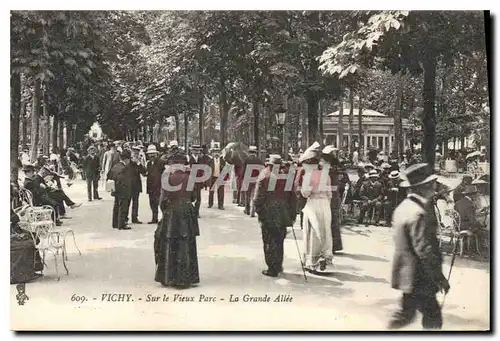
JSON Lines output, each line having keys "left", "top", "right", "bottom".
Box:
{"left": 83, "top": 145, "right": 102, "bottom": 202}
{"left": 389, "top": 163, "right": 450, "bottom": 330}
{"left": 107, "top": 149, "right": 133, "bottom": 230}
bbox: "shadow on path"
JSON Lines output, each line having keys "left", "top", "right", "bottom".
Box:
{"left": 335, "top": 252, "right": 389, "bottom": 263}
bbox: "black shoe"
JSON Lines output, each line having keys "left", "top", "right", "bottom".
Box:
{"left": 88, "top": 199, "right": 92, "bottom": 202}
{"left": 56, "top": 220, "right": 63, "bottom": 226}
{"left": 262, "top": 270, "right": 278, "bottom": 277}
{"left": 208, "top": 204, "right": 213, "bottom": 208}
{"left": 148, "top": 220, "right": 158, "bottom": 224}
{"left": 119, "top": 225, "right": 132, "bottom": 230}
{"left": 319, "top": 260, "right": 327, "bottom": 271}
{"left": 95, "top": 197, "right": 103, "bottom": 200}
{"left": 244, "top": 210, "right": 249, "bottom": 215}
{"left": 218, "top": 206, "right": 225, "bottom": 210}
{"left": 60, "top": 215, "right": 72, "bottom": 220}
{"left": 70, "top": 203, "right": 82, "bottom": 209}
{"left": 132, "top": 220, "right": 142, "bottom": 224}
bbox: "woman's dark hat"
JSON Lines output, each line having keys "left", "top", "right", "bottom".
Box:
{"left": 400, "top": 163, "right": 438, "bottom": 188}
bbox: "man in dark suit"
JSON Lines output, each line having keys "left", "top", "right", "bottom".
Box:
{"left": 129, "top": 146, "right": 147, "bottom": 224}
{"left": 146, "top": 144, "right": 165, "bottom": 224}
{"left": 454, "top": 185, "right": 481, "bottom": 232}
{"left": 242, "top": 146, "right": 265, "bottom": 217}
{"left": 358, "top": 170, "right": 384, "bottom": 225}
{"left": 254, "top": 155, "right": 297, "bottom": 277}
{"left": 389, "top": 163, "right": 450, "bottom": 330}
{"left": 208, "top": 148, "right": 227, "bottom": 210}
{"left": 107, "top": 149, "right": 133, "bottom": 230}
{"left": 83, "top": 146, "right": 102, "bottom": 202}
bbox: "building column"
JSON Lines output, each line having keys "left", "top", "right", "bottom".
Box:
{"left": 382, "top": 135, "right": 386, "bottom": 153}
{"left": 336, "top": 134, "right": 340, "bottom": 149}
{"left": 389, "top": 135, "right": 392, "bottom": 153}
{"left": 403, "top": 133, "right": 407, "bottom": 151}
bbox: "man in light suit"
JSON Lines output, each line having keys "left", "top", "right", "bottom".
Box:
{"left": 389, "top": 163, "right": 450, "bottom": 330}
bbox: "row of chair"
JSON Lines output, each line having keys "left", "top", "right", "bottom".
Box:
{"left": 13, "top": 188, "right": 81, "bottom": 281}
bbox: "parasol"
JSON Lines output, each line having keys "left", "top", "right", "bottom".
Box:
{"left": 466, "top": 151, "right": 483, "bottom": 159}
{"left": 222, "top": 142, "right": 249, "bottom": 167}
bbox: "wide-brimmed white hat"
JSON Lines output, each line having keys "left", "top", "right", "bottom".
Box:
{"left": 146, "top": 145, "right": 159, "bottom": 154}
{"left": 400, "top": 163, "right": 438, "bottom": 188}
{"left": 322, "top": 145, "right": 337, "bottom": 155}
{"left": 368, "top": 170, "right": 379, "bottom": 178}
{"left": 299, "top": 141, "right": 321, "bottom": 163}
{"left": 169, "top": 140, "right": 179, "bottom": 148}
{"left": 249, "top": 145, "right": 258, "bottom": 152}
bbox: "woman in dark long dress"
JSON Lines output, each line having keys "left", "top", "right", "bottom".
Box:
{"left": 321, "top": 147, "right": 343, "bottom": 253}
{"left": 154, "top": 150, "right": 200, "bottom": 288}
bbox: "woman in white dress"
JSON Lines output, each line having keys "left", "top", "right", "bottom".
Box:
{"left": 299, "top": 144, "right": 333, "bottom": 273}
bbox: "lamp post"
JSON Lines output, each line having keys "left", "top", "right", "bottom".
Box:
{"left": 275, "top": 106, "right": 286, "bottom": 156}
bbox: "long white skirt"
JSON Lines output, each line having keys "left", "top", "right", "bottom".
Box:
{"left": 302, "top": 197, "right": 333, "bottom": 270}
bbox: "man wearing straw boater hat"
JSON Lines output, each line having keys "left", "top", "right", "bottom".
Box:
{"left": 358, "top": 169, "right": 384, "bottom": 225}
{"left": 388, "top": 163, "right": 450, "bottom": 330}
{"left": 146, "top": 144, "right": 165, "bottom": 224}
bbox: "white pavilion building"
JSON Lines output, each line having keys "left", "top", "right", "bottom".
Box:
{"left": 323, "top": 107, "right": 412, "bottom": 156}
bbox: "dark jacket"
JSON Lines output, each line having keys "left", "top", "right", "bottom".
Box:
{"left": 107, "top": 161, "right": 134, "bottom": 199}
{"left": 243, "top": 155, "right": 265, "bottom": 188}
{"left": 146, "top": 158, "right": 166, "bottom": 195}
{"left": 391, "top": 195, "right": 445, "bottom": 295}
{"left": 254, "top": 166, "right": 297, "bottom": 228}
{"left": 130, "top": 161, "right": 147, "bottom": 194}
{"left": 360, "top": 180, "right": 384, "bottom": 201}
{"left": 454, "top": 196, "right": 477, "bottom": 231}
{"left": 82, "top": 155, "right": 101, "bottom": 178}
{"left": 159, "top": 168, "right": 199, "bottom": 238}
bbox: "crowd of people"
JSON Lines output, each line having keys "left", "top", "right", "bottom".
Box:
{"left": 10, "top": 137, "right": 490, "bottom": 330}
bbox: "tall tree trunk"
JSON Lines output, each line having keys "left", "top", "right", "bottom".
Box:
{"left": 199, "top": 96, "right": 204, "bottom": 145}
{"left": 348, "top": 88, "right": 354, "bottom": 153}
{"left": 30, "top": 79, "right": 41, "bottom": 162}
{"left": 10, "top": 73, "right": 21, "bottom": 181}
{"left": 42, "top": 89, "right": 50, "bottom": 155}
{"left": 338, "top": 95, "right": 344, "bottom": 149}
{"left": 394, "top": 74, "right": 404, "bottom": 160}
{"left": 422, "top": 51, "right": 437, "bottom": 168}
{"left": 21, "top": 101, "right": 27, "bottom": 148}
{"left": 58, "top": 119, "right": 64, "bottom": 150}
{"left": 52, "top": 115, "right": 58, "bottom": 150}
{"left": 318, "top": 99, "right": 324, "bottom": 144}
{"left": 66, "top": 122, "right": 71, "bottom": 149}
{"left": 174, "top": 114, "right": 180, "bottom": 142}
{"left": 306, "top": 93, "right": 318, "bottom": 146}
{"left": 358, "top": 91, "right": 363, "bottom": 158}
{"left": 219, "top": 87, "right": 230, "bottom": 147}
{"left": 183, "top": 112, "right": 188, "bottom": 150}
{"left": 253, "top": 99, "right": 259, "bottom": 150}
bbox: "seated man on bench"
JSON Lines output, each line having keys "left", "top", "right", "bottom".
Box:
{"left": 358, "top": 170, "right": 384, "bottom": 226}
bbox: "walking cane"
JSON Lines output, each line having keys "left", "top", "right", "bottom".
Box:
{"left": 441, "top": 239, "right": 459, "bottom": 308}
{"left": 290, "top": 225, "right": 308, "bottom": 282}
